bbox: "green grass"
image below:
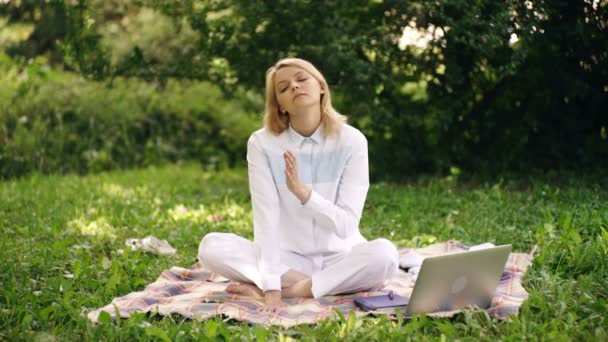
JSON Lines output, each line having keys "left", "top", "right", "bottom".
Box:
{"left": 1, "top": 163, "right": 607, "bottom": 341}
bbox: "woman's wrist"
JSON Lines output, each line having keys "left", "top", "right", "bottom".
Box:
{"left": 297, "top": 185, "right": 312, "bottom": 204}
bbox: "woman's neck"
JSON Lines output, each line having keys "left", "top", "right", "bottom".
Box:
{"left": 289, "top": 106, "right": 322, "bottom": 137}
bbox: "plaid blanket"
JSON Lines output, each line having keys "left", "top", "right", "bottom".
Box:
{"left": 87, "top": 241, "right": 534, "bottom": 327}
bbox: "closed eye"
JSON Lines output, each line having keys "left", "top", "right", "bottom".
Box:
{"left": 278, "top": 78, "right": 308, "bottom": 93}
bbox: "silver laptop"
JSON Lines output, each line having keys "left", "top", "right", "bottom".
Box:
{"left": 404, "top": 244, "right": 512, "bottom": 317}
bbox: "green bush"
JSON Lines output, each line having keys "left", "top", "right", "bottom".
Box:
{"left": 0, "top": 55, "right": 260, "bottom": 179}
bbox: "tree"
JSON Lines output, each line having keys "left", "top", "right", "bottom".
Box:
{"left": 4, "top": 0, "right": 607, "bottom": 177}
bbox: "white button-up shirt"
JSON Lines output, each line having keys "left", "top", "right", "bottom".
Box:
{"left": 247, "top": 122, "right": 369, "bottom": 291}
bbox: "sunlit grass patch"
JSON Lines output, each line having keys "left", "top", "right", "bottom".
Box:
{"left": 68, "top": 216, "right": 118, "bottom": 239}
{"left": 102, "top": 183, "right": 151, "bottom": 201}
{"left": 167, "top": 200, "right": 253, "bottom": 237}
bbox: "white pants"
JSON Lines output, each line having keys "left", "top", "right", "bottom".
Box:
{"left": 198, "top": 232, "right": 399, "bottom": 298}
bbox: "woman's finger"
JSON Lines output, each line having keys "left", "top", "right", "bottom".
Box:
{"left": 283, "top": 153, "right": 292, "bottom": 168}
{"left": 284, "top": 157, "right": 292, "bottom": 170}
{"left": 285, "top": 160, "right": 295, "bottom": 172}
{"left": 284, "top": 156, "right": 296, "bottom": 174}
{"left": 286, "top": 151, "right": 296, "bottom": 164}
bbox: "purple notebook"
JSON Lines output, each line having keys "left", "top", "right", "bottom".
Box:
{"left": 354, "top": 291, "right": 409, "bottom": 311}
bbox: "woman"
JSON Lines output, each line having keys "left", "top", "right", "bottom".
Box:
{"left": 198, "top": 58, "right": 399, "bottom": 310}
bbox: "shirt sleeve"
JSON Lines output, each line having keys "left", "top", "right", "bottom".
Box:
{"left": 247, "top": 134, "right": 282, "bottom": 292}
{"left": 304, "top": 131, "right": 370, "bottom": 239}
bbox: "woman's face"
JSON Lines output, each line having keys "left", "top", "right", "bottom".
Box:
{"left": 274, "top": 66, "right": 324, "bottom": 115}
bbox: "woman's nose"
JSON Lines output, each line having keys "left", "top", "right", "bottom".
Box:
{"left": 291, "top": 83, "right": 300, "bottom": 91}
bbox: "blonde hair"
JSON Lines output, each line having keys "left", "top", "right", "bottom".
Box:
{"left": 264, "top": 58, "right": 347, "bottom": 136}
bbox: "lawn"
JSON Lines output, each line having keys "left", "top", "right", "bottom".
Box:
{"left": 1, "top": 163, "right": 606, "bottom": 340}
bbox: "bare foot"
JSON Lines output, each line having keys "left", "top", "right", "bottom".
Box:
{"left": 226, "top": 283, "right": 263, "bottom": 297}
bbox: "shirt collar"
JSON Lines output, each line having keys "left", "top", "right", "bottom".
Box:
{"left": 287, "top": 122, "right": 325, "bottom": 146}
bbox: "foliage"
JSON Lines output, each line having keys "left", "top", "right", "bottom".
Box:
{"left": 1, "top": 1, "right": 607, "bottom": 179}
{"left": 0, "top": 54, "right": 260, "bottom": 179}
{"left": 26, "top": 0, "right": 604, "bottom": 177}
{"left": 419, "top": 0, "right": 608, "bottom": 172}
{"left": 0, "top": 165, "right": 607, "bottom": 339}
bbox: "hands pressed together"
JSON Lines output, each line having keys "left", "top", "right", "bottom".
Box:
{"left": 283, "top": 150, "right": 311, "bottom": 204}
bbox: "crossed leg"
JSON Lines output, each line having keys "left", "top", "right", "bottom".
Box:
{"left": 198, "top": 232, "right": 398, "bottom": 299}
